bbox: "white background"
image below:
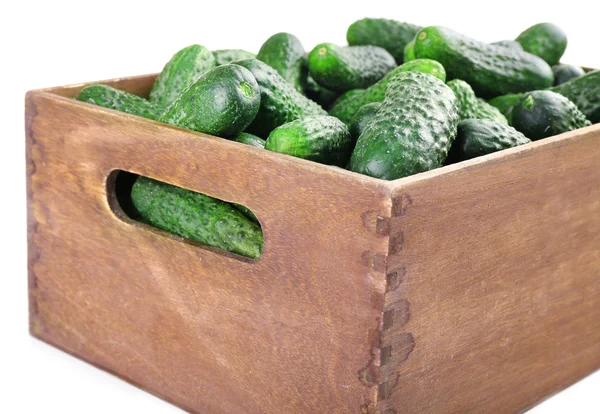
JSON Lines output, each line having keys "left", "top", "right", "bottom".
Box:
{"left": 2, "top": 1, "right": 599, "bottom": 412}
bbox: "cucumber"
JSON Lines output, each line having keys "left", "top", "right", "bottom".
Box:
{"left": 414, "top": 26, "right": 554, "bottom": 98}
{"left": 232, "top": 204, "right": 259, "bottom": 224}
{"left": 234, "top": 59, "right": 327, "bottom": 137}
{"left": 349, "top": 71, "right": 459, "bottom": 180}
{"left": 404, "top": 38, "right": 416, "bottom": 62}
{"left": 349, "top": 102, "right": 381, "bottom": 140}
{"left": 447, "top": 119, "right": 530, "bottom": 163}
{"left": 304, "top": 75, "right": 340, "bottom": 109}
{"left": 515, "top": 23, "right": 567, "bottom": 66}
{"left": 213, "top": 49, "right": 256, "bottom": 66}
{"left": 256, "top": 33, "right": 307, "bottom": 92}
{"left": 150, "top": 44, "right": 216, "bottom": 108}
{"left": 308, "top": 43, "right": 396, "bottom": 92}
{"left": 552, "top": 64, "right": 585, "bottom": 86}
{"left": 474, "top": 98, "right": 508, "bottom": 124}
{"left": 447, "top": 79, "right": 478, "bottom": 121}
{"left": 346, "top": 18, "right": 422, "bottom": 64}
{"left": 492, "top": 40, "right": 524, "bottom": 51}
{"left": 131, "top": 176, "right": 263, "bottom": 259}
{"left": 76, "top": 85, "right": 162, "bottom": 120}
{"left": 550, "top": 70, "right": 600, "bottom": 123}
{"left": 329, "top": 59, "right": 446, "bottom": 124}
{"left": 265, "top": 116, "right": 353, "bottom": 166}
{"left": 511, "top": 90, "right": 591, "bottom": 140}
{"left": 232, "top": 132, "right": 266, "bottom": 148}
{"left": 159, "top": 64, "right": 260, "bottom": 137}
{"left": 488, "top": 93, "right": 523, "bottom": 123}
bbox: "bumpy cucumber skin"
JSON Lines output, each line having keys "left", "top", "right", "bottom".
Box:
{"left": 447, "top": 119, "right": 530, "bottom": 163}
{"left": 257, "top": 33, "right": 307, "bottom": 92}
{"left": 349, "top": 71, "right": 459, "bottom": 180}
{"left": 550, "top": 70, "right": 600, "bottom": 123}
{"left": 492, "top": 40, "right": 524, "bottom": 51}
{"left": 329, "top": 59, "right": 446, "bottom": 124}
{"left": 131, "top": 176, "right": 263, "bottom": 259}
{"left": 404, "top": 39, "right": 416, "bottom": 62}
{"left": 474, "top": 98, "right": 508, "bottom": 124}
{"left": 304, "top": 75, "right": 339, "bottom": 109}
{"left": 308, "top": 43, "right": 396, "bottom": 92}
{"left": 232, "top": 132, "right": 266, "bottom": 148}
{"left": 232, "top": 204, "right": 259, "bottom": 224}
{"left": 234, "top": 59, "right": 327, "bottom": 137}
{"left": 76, "top": 85, "right": 162, "bottom": 120}
{"left": 447, "top": 79, "right": 478, "bottom": 120}
{"left": 552, "top": 64, "right": 585, "bottom": 86}
{"left": 159, "top": 65, "right": 260, "bottom": 137}
{"left": 515, "top": 23, "right": 567, "bottom": 66}
{"left": 213, "top": 49, "right": 256, "bottom": 66}
{"left": 150, "top": 45, "right": 216, "bottom": 108}
{"left": 349, "top": 102, "right": 381, "bottom": 139}
{"left": 265, "top": 116, "right": 353, "bottom": 166}
{"left": 346, "top": 18, "right": 422, "bottom": 64}
{"left": 511, "top": 90, "right": 591, "bottom": 140}
{"left": 414, "top": 26, "right": 554, "bottom": 98}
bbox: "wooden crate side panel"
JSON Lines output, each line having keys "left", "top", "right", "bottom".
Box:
{"left": 26, "top": 91, "right": 393, "bottom": 413}
{"left": 379, "top": 127, "right": 600, "bottom": 413}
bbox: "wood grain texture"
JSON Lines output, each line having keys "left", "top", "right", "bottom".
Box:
{"left": 26, "top": 87, "right": 392, "bottom": 413}
{"left": 26, "top": 73, "right": 600, "bottom": 414}
{"left": 378, "top": 125, "right": 600, "bottom": 413}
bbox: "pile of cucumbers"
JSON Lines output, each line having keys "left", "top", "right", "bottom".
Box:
{"left": 76, "top": 19, "right": 599, "bottom": 258}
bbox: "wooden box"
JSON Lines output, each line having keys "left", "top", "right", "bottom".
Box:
{"left": 26, "top": 74, "right": 600, "bottom": 414}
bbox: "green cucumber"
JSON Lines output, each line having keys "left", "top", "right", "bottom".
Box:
{"left": 511, "top": 90, "right": 591, "bottom": 140}
{"left": 488, "top": 93, "right": 523, "bottom": 123}
{"left": 447, "top": 79, "right": 478, "bottom": 121}
{"left": 447, "top": 119, "right": 530, "bottom": 163}
{"left": 414, "top": 26, "right": 554, "bottom": 98}
{"left": 256, "top": 33, "right": 307, "bottom": 92}
{"left": 492, "top": 40, "right": 524, "bottom": 51}
{"left": 552, "top": 64, "right": 586, "bottom": 86}
{"left": 131, "top": 176, "right": 263, "bottom": 259}
{"left": 308, "top": 43, "right": 396, "bottom": 92}
{"left": 232, "top": 132, "right": 266, "bottom": 148}
{"left": 304, "top": 75, "right": 340, "bottom": 109}
{"left": 265, "top": 116, "right": 353, "bottom": 166}
{"left": 329, "top": 59, "right": 446, "bottom": 124}
{"left": 474, "top": 98, "right": 508, "bottom": 124}
{"left": 346, "top": 18, "right": 422, "bottom": 64}
{"left": 349, "top": 71, "right": 459, "bottom": 180}
{"left": 232, "top": 204, "right": 259, "bottom": 224}
{"left": 159, "top": 64, "right": 260, "bottom": 137}
{"left": 234, "top": 59, "right": 327, "bottom": 137}
{"left": 349, "top": 102, "right": 381, "bottom": 140}
{"left": 515, "top": 23, "right": 567, "bottom": 66}
{"left": 404, "top": 38, "right": 416, "bottom": 62}
{"left": 550, "top": 70, "right": 600, "bottom": 123}
{"left": 213, "top": 49, "right": 256, "bottom": 66}
{"left": 76, "top": 85, "right": 162, "bottom": 120}
{"left": 150, "top": 44, "right": 216, "bottom": 108}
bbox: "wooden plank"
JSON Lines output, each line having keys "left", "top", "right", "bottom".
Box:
{"left": 26, "top": 89, "right": 394, "bottom": 413}
{"left": 378, "top": 125, "right": 600, "bottom": 413}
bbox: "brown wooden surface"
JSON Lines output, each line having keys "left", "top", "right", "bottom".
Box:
{"left": 26, "top": 73, "right": 600, "bottom": 413}
{"left": 378, "top": 125, "right": 600, "bottom": 413}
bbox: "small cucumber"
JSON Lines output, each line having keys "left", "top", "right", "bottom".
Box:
{"left": 304, "top": 75, "right": 339, "bottom": 109}
{"left": 234, "top": 59, "right": 327, "bottom": 137}
{"left": 349, "top": 71, "right": 459, "bottom": 180}
{"left": 329, "top": 59, "right": 446, "bottom": 124}
{"left": 308, "top": 43, "right": 396, "bottom": 92}
{"left": 404, "top": 38, "right": 416, "bottom": 62}
{"left": 346, "top": 18, "right": 422, "bottom": 64}
{"left": 131, "top": 176, "right": 263, "bottom": 259}
{"left": 414, "top": 26, "right": 554, "bottom": 98}
{"left": 76, "top": 85, "right": 162, "bottom": 120}
{"left": 447, "top": 119, "right": 530, "bottom": 163}
{"left": 488, "top": 93, "right": 524, "bottom": 123}
{"left": 349, "top": 102, "right": 381, "bottom": 140}
{"left": 447, "top": 79, "right": 478, "bottom": 121}
{"left": 515, "top": 23, "right": 567, "bottom": 66}
{"left": 213, "top": 49, "right": 256, "bottom": 66}
{"left": 159, "top": 64, "right": 260, "bottom": 137}
{"left": 474, "top": 98, "right": 508, "bottom": 124}
{"left": 552, "top": 64, "right": 585, "bottom": 86}
{"left": 232, "top": 132, "right": 266, "bottom": 148}
{"left": 511, "top": 90, "right": 591, "bottom": 140}
{"left": 265, "top": 116, "right": 353, "bottom": 166}
{"left": 550, "top": 70, "right": 600, "bottom": 123}
{"left": 150, "top": 45, "right": 216, "bottom": 108}
{"left": 257, "top": 32, "right": 307, "bottom": 92}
